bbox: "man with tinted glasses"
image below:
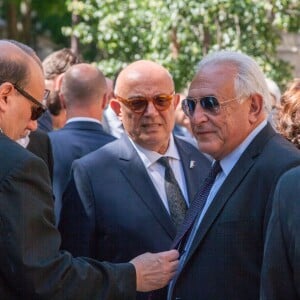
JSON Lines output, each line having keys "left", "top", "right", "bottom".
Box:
{"left": 59, "top": 60, "right": 210, "bottom": 300}
{"left": 0, "top": 40, "right": 180, "bottom": 299}
{"left": 167, "top": 50, "right": 300, "bottom": 300}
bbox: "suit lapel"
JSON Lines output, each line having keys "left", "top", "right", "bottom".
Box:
{"left": 117, "top": 136, "right": 176, "bottom": 239}
{"left": 182, "top": 123, "right": 277, "bottom": 265}
{"left": 175, "top": 137, "right": 210, "bottom": 204}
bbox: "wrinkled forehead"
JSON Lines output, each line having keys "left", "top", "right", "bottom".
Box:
{"left": 188, "top": 63, "right": 237, "bottom": 97}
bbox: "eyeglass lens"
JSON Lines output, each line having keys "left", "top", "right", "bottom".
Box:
{"left": 31, "top": 106, "right": 45, "bottom": 121}
{"left": 183, "top": 96, "right": 220, "bottom": 116}
{"left": 121, "top": 95, "right": 172, "bottom": 113}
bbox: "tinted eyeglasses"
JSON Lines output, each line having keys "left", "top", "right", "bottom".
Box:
{"left": 13, "top": 84, "right": 49, "bottom": 120}
{"left": 115, "top": 93, "right": 174, "bottom": 114}
{"left": 182, "top": 96, "right": 236, "bottom": 117}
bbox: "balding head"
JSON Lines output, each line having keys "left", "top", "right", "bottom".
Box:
{"left": 0, "top": 40, "right": 30, "bottom": 87}
{"left": 61, "top": 63, "right": 107, "bottom": 108}
{"left": 111, "top": 60, "right": 179, "bottom": 154}
{"left": 115, "top": 60, "right": 174, "bottom": 96}
{"left": 0, "top": 40, "right": 45, "bottom": 140}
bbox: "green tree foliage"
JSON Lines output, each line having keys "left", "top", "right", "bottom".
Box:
{"left": 61, "top": 0, "right": 300, "bottom": 90}
{"left": 0, "top": 0, "right": 70, "bottom": 48}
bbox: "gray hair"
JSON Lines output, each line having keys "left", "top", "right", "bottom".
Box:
{"left": 197, "top": 51, "right": 272, "bottom": 113}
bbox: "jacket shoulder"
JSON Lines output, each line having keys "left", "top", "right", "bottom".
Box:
{"left": 0, "top": 135, "right": 41, "bottom": 181}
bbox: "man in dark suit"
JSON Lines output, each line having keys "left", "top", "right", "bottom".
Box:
{"left": 260, "top": 166, "right": 300, "bottom": 300}
{"left": 49, "top": 63, "right": 115, "bottom": 224}
{"left": 59, "top": 60, "right": 210, "bottom": 300}
{"left": 0, "top": 40, "right": 179, "bottom": 299}
{"left": 167, "top": 51, "right": 300, "bottom": 300}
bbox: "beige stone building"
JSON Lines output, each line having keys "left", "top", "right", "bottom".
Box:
{"left": 278, "top": 33, "right": 300, "bottom": 78}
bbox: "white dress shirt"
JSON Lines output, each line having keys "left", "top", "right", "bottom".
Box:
{"left": 129, "top": 135, "right": 189, "bottom": 213}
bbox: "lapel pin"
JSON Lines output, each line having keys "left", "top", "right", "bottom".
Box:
{"left": 190, "top": 160, "right": 196, "bottom": 169}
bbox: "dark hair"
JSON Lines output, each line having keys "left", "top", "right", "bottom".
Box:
{"left": 42, "top": 48, "right": 81, "bottom": 80}
{"left": 0, "top": 55, "right": 29, "bottom": 88}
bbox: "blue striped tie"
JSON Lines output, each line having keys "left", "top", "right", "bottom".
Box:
{"left": 171, "top": 160, "right": 222, "bottom": 251}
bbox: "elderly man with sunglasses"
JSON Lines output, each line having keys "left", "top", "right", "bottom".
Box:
{"left": 166, "top": 51, "right": 300, "bottom": 300}
{"left": 0, "top": 40, "right": 181, "bottom": 299}
{"left": 59, "top": 60, "right": 211, "bottom": 300}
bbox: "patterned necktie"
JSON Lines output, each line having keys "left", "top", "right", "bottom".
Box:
{"left": 171, "top": 160, "right": 222, "bottom": 250}
{"left": 158, "top": 157, "right": 187, "bottom": 229}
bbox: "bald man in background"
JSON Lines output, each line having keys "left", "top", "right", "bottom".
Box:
{"left": 49, "top": 63, "right": 116, "bottom": 224}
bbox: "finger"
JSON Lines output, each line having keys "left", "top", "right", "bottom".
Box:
{"left": 169, "top": 260, "right": 179, "bottom": 272}
{"left": 161, "top": 249, "right": 179, "bottom": 260}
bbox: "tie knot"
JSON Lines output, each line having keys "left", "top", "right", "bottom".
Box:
{"left": 209, "top": 160, "right": 222, "bottom": 179}
{"left": 157, "top": 156, "right": 170, "bottom": 169}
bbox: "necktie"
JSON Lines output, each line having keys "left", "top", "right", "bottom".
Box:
{"left": 171, "top": 160, "right": 222, "bottom": 250}
{"left": 158, "top": 157, "right": 187, "bottom": 229}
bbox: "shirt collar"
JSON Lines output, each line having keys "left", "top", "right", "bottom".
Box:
{"left": 129, "top": 134, "right": 180, "bottom": 168}
{"left": 66, "top": 117, "right": 101, "bottom": 125}
{"left": 219, "top": 120, "right": 267, "bottom": 176}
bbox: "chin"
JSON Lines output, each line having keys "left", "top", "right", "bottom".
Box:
{"left": 198, "top": 142, "right": 218, "bottom": 157}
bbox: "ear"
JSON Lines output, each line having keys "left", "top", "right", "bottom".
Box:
{"left": 59, "top": 93, "right": 66, "bottom": 109}
{"left": 173, "top": 93, "right": 180, "bottom": 109}
{"left": 54, "top": 73, "right": 65, "bottom": 91}
{"left": 110, "top": 98, "right": 122, "bottom": 116}
{"left": 101, "top": 93, "right": 108, "bottom": 110}
{"left": 248, "top": 93, "right": 264, "bottom": 123}
{"left": 0, "top": 83, "right": 13, "bottom": 112}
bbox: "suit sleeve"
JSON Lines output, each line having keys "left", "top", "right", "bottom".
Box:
{"left": 0, "top": 154, "right": 136, "bottom": 299}
{"left": 260, "top": 169, "right": 300, "bottom": 300}
{"left": 59, "top": 159, "right": 96, "bottom": 258}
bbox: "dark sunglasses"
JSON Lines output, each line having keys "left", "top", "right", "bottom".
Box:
{"left": 182, "top": 96, "right": 236, "bottom": 117}
{"left": 13, "top": 83, "right": 49, "bottom": 120}
{"left": 115, "top": 93, "right": 174, "bottom": 114}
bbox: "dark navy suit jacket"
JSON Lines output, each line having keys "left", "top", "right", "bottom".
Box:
{"left": 27, "top": 129, "right": 54, "bottom": 182}
{"left": 261, "top": 165, "right": 300, "bottom": 300}
{"left": 59, "top": 134, "right": 211, "bottom": 300}
{"left": 0, "top": 132, "right": 135, "bottom": 299}
{"left": 49, "top": 120, "right": 115, "bottom": 223}
{"left": 168, "top": 124, "right": 300, "bottom": 300}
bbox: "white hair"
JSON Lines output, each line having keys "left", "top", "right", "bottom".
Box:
{"left": 265, "top": 77, "right": 281, "bottom": 106}
{"left": 197, "top": 51, "right": 272, "bottom": 113}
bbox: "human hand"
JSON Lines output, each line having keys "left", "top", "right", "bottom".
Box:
{"left": 130, "top": 249, "right": 179, "bottom": 292}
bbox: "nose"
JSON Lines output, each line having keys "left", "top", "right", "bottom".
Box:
{"left": 190, "top": 103, "right": 209, "bottom": 124}
{"left": 144, "top": 100, "right": 159, "bottom": 116}
{"left": 26, "top": 119, "right": 38, "bottom": 132}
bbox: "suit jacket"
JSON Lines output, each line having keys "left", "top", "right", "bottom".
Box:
{"left": 59, "top": 134, "right": 211, "bottom": 300}
{"left": 49, "top": 120, "right": 115, "bottom": 223}
{"left": 37, "top": 109, "right": 53, "bottom": 132}
{"left": 169, "top": 123, "right": 300, "bottom": 300}
{"left": 0, "top": 133, "right": 135, "bottom": 299}
{"left": 260, "top": 166, "right": 300, "bottom": 300}
{"left": 27, "top": 129, "right": 54, "bottom": 182}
